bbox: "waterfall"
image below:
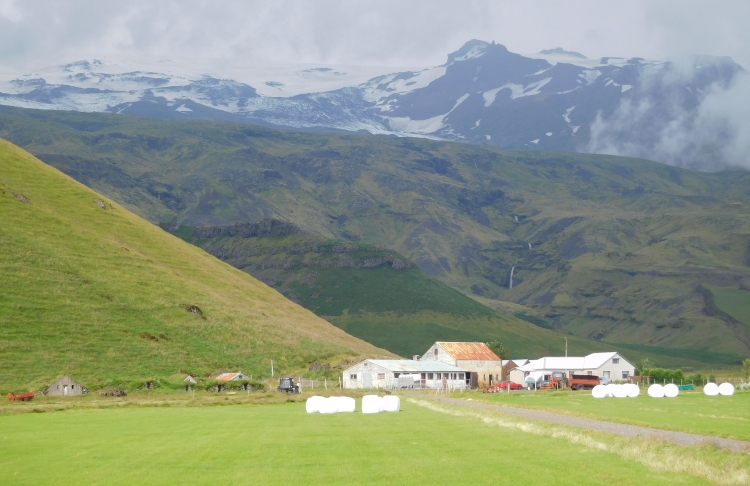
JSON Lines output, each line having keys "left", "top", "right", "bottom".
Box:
{"left": 509, "top": 266, "right": 515, "bottom": 289}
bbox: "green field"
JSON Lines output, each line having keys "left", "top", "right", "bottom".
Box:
{"left": 0, "top": 398, "right": 737, "bottom": 485}
{"left": 708, "top": 286, "right": 750, "bottom": 329}
{"left": 472, "top": 389, "right": 750, "bottom": 441}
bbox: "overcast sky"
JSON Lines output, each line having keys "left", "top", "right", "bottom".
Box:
{"left": 0, "top": 0, "right": 748, "bottom": 73}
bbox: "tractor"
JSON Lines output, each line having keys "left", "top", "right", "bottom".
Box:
{"left": 277, "top": 376, "right": 300, "bottom": 394}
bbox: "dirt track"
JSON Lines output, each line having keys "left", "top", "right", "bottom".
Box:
{"left": 427, "top": 396, "right": 750, "bottom": 453}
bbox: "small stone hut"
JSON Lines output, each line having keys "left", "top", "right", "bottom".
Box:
{"left": 46, "top": 375, "right": 89, "bottom": 396}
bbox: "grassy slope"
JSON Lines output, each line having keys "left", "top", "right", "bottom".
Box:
{"left": 0, "top": 139, "right": 390, "bottom": 390}
{"left": 708, "top": 286, "right": 750, "bottom": 329}
{"left": 473, "top": 390, "right": 750, "bottom": 441}
{"left": 1, "top": 107, "right": 749, "bottom": 364}
{"left": 0, "top": 402, "right": 710, "bottom": 486}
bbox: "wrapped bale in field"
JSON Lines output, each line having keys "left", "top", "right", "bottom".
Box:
{"left": 362, "top": 395, "right": 382, "bottom": 414}
{"left": 626, "top": 384, "right": 640, "bottom": 398}
{"left": 605, "top": 384, "right": 616, "bottom": 398}
{"left": 648, "top": 384, "right": 665, "bottom": 398}
{"left": 718, "top": 383, "right": 735, "bottom": 396}
{"left": 663, "top": 383, "right": 679, "bottom": 398}
{"left": 382, "top": 395, "right": 400, "bottom": 412}
{"left": 592, "top": 385, "right": 607, "bottom": 398}
{"left": 306, "top": 396, "right": 325, "bottom": 413}
{"left": 613, "top": 384, "right": 628, "bottom": 398}
{"left": 319, "top": 397, "right": 339, "bottom": 414}
{"left": 704, "top": 383, "right": 719, "bottom": 396}
{"left": 336, "top": 396, "right": 356, "bottom": 412}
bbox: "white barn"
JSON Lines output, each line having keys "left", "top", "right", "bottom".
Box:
{"left": 516, "top": 352, "right": 635, "bottom": 386}
{"left": 343, "top": 359, "right": 468, "bottom": 390}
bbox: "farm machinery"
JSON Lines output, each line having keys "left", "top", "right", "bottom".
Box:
{"left": 7, "top": 391, "right": 34, "bottom": 402}
{"left": 277, "top": 377, "right": 300, "bottom": 394}
{"left": 569, "top": 374, "right": 600, "bottom": 390}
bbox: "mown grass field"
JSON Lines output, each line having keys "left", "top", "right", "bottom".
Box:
{"left": 473, "top": 389, "right": 750, "bottom": 441}
{"left": 0, "top": 398, "right": 734, "bottom": 486}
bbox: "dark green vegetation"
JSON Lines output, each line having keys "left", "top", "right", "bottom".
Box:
{"left": 174, "top": 225, "right": 610, "bottom": 358}
{"left": 0, "top": 400, "right": 719, "bottom": 485}
{"left": 1, "top": 106, "right": 749, "bottom": 365}
{"left": 0, "top": 139, "right": 390, "bottom": 390}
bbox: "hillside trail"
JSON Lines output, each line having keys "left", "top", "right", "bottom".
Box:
{"left": 425, "top": 396, "right": 750, "bottom": 453}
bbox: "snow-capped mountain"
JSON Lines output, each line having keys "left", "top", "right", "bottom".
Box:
{"left": 0, "top": 40, "right": 744, "bottom": 162}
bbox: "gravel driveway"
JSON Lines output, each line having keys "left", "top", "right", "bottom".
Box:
{"left": 428, "top": 396, "right": 750, "bottom": 453}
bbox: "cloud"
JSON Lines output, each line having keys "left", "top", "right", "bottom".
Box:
{"left": 587, "top": 61, "right": 750, "bottom": 171}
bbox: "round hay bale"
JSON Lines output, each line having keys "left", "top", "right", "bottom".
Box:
{"left": 647, "top": 384, "right": 664, "bottom": 398}
{"left": 626, "top": 384, "right": 640, "bottom": 398}
{"left": 319, "top": 397, "right": 339, "bottom": 414}
{"left": 382, "top": 395, "right": 400, "bottom": 412}
{"left": 663, "top": 383, "right": 679, "bottom": 398}
{"left": 613, "top": 384, "right": 628, "bottom": 398}
{"left": 305, "top": 396, "right": 325, "bottom": 413}
{"left": 362, "top": 395, "right": 382, "bottom": 414}
{"left": 718, "top": 383, "right": 735, "bottom": 396}
{"left": 591, "top": 384, "right": 607, "bottom": 398}
{"left": 336, "top": 396, "right": 356, "bottom": 412}
{"left": 703, "top": 382, "right": 719, "bottom": 396}
{"left": 604, "top": 383, "right": 616, "bottom": 398}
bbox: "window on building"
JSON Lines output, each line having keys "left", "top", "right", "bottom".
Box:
{"left": 613, "top": 358, "right": 620, "bottom": 364}
{"left": 394, "top": 373, "right": 400, "bottom": 378}
{"left": 350, "top": 374, "right": 357, "bottom": 380}
{"left": 587, "top": 371, "right": 593, "bottom": 375}
{"left": 428, "top": 373, "right": 433, "bottom": 380}
{"left": 377, "top": 373, "right": 385, "bottom": 379}
{"left": 434, "top": 348, "right": 438, "bottom": 356}
{"left": 622, "top": 371, "right": 629, "bottom": 379}
{"left": 459, "top": 373, "right": 464, "bottom": 380}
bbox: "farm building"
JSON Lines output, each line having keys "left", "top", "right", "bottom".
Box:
{"left": 215, "top": 372, "right": 250, "bottom": 381}
{"left": 343, "top": 359, "right": 468, "bottom": 390}
{"left": 420, "top": 342, "right": 503, "bottom": 388}
{"left": 516, "top": 352, "right": 635, "bottom": 386}
{"left": 45, "top": 375, "right": 89, "bottom": 396}
{"left": 504, "top": 360, "right": 529, "bottom": 385}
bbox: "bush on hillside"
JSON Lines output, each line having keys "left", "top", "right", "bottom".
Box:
{"left": 641, "top": 368, "right": 684, "bottom": 383}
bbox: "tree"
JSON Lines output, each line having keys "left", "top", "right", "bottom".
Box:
{"left": 638, "top": 358, "right": 653, "bottom": 375}
{"left": 743, "top": 359, "right": 750, "bottom": 379}
{"left": 486, "top": 341, "right": 508, "bottom": 360}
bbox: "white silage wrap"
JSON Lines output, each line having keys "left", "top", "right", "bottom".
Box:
{"left": 663, "top": 383, "right": 679, "bottom": 398}
{"left": 703, "top": 383, "right": 719, "bottom": 396}
{"left": 648, "top": 384, "right": 665, "bottom": 398}
{"left": 613, "top": 384, "right": 628, "bottom": 398}
{"left": 306, "top": 396, "right": 325, "bottom": 413}
{"left": 336, "top": 396, "right": 356, "bottom": 412}
{"left": 362, "top": 395, "right": 382, "bottom": 414}
{"left": 718, "top": 383, "right": 735, "bottom": 396}
{"left": 591, "top": 384, "right": 607, "bottom": 398}
{"left": 605, "top": 384, "right": 616, "bottom": 398}
{"left": 382, "top": 395, "right": 400, "bottom": 412}
{"left": 626, "top": 383, "right": 640, "bottom": 398}
{"left": 319, "top": 397, "right": 339, "bottom": 414}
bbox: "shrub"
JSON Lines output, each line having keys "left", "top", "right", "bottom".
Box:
{"left": 641, "top": 368, "right": 684, "bottom": 383}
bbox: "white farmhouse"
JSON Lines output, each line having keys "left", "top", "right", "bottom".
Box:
{"left": 343, "top": 359, "right": 468, "bottom": 390}
{"left": 516, "top": 352, "right": 635, "bottom": 386}
{"left": 420, "top": 342, "right": 503, "bottom": 388}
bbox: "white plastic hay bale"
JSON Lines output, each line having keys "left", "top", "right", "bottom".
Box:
{"left": 613, "top": 384, "right": 628, "bottom": 398}
{"left": 336, "top": 396, "right": 356, "bottom": 412}
{"left": 703, "top": 382, "right": 719, "bottom": 396}
{"left": 319, "top": 397, "right": 339, "bottom": 414}
{"left": 626, "top": 384, "right": 640, "bottom": 398}
{"left": 306, "top": 396, "right": 325, "bottom": 413}
{"left": 361, "top": 395, "right": 382, "bottom": 414}
{"left": 648, "top": 384, "right": 665, "bottom": 398}
{"left": 663, "top": 383, "right": 679, "bottom": 398}
{"left": 591, "top": 384, "right": 607, "bottom": 398}
{"left": 718, "top": 383, "right": 735, "bottom": 396}
{"left": 382, "top": 395, "right": 400, "bottom": 412}
{"left": 605, "top": 384, "right": 616, "bottom": 398}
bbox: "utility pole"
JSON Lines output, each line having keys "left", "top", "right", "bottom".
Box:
{"left": 565, "top": 337, "right": 568, "bottom": 357}
{"left": 271, "top": 359, "right": 274, "bottom": 378}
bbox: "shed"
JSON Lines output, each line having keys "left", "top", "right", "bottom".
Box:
{"left": 420, "top": 342, "right": 503, "bottom": 388}
{"left": 343, "top": 359, "right": 468, "bottom": 390}
{"left": 45, "top": 375, "right": 89, "bottom": 396}
{"left": 516, "top": 352, "right": 636, "bottom": 386}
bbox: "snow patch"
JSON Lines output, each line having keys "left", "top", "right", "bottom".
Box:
{"left": 546, "top": 132, "right": 552, "bottom": 136}
{"left": 485, "top": 135, "right": 491, "bottom": 140}
{"left": 530, "top": 139, "right": 539, "bottom": 144}
{"left": 175, "top": 104, "right": 192, "bottom": 112}
{"left": 483, "top": 78, "right": 552, "bottom": 106}
{"left": 621, "top": 84, "right": 632, "bottom": 93}
{"left": 563, "top": 106, "right": 576, "bottom": 123}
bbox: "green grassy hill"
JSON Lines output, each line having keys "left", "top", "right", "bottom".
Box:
{"left": 0, "top": 139, "right": 392, "bottom": 391}
{"left": 1, "top": 106, "right": 748, "bottom": 365}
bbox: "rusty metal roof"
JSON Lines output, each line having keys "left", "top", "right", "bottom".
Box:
{"left": 437, "top": 342, "right": 501, "bottom": 361}
{"left": 216, "top": 372, "right": 247, "bottom": 381}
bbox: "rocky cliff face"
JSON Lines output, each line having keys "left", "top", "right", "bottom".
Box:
{"left": 191, "top": 218, "right": 301, "bottom": 239}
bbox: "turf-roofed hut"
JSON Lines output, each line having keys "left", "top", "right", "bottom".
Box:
{"left": 44, "top": 375, "right": 89, "bottom": 396}
{"left": 419, "top": 342, "right": 503, "bottom": 389}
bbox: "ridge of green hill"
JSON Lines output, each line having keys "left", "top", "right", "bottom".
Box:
{"left": 1, "top": 106, "right": 748, "bottom": 366}
{"left": 0, "top": 139, "right": 391, "bottom": 390}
